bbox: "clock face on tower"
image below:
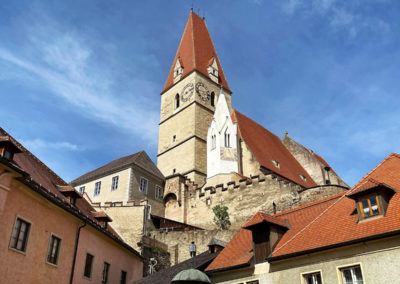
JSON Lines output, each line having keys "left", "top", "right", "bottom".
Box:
{"left": 181, "top": 83, "right": 194, "bottom": 102}
{"left": 196, "top": 82, "right": 210, "bottom": 101}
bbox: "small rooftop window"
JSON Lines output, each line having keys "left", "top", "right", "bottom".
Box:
{"left": 272, "top": 160, "right": 280, "bottom": 169}
{"left": 299, "top": 174, "right": 307, "bottom": 181}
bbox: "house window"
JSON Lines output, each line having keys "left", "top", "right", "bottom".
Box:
{"left": 211, "top": 135, "right": 216, "bottom": 150}
{"left": 84, "top": 253, "right": 94, "bottom": 278}
{"left": 359, "top": 195, "right": 381, "bottom": 218}
{"left": 224, "top": 130, "right": 230, "bottom": 148}
{"left": 47, "top": 234, "right": 61, "bottom": 265}
{"left": 299, "top": 174, "right": 307, "bottom": 181}
{"left": 173, "top": 135, "right": 176, "bottom": 142}
{"left": 175, "top": 94, "right": 180, "bottom": 109}
{"left": 246, "top": 281, "right": 259, "bottom": 284}
{"left": 340, "top": 265, "right": 363, "bottom": 284}
{"left": 9, "top": 217, "right": 31, "bottom": 253}
{"left": 111, "top": 176, "right": 119, "bottom": 191}
{"left": 156, "top": 186, "right": 163, "bottom": 199}
{"left": 303, "top": 272, "right": 322, "bottom": 284}
{"left": 79, "top": 186, "right": 85, "bottom": 194}
{"left": 211, "top": 92, "right": 215, "bottom": 106}
{"left": 94, "top": 181, "right": 101, "bottom": 196}
{"left": 120, "top": 270, "right": 127, "bottom": 284}
{"left": 70, "top": 196, "right": 76, "bottom": 206}
{"left": 102, "top": 262, "right": 110, "bottom": 284}
{"left": 139, "top": 177, "right": 148, "bottom": 193}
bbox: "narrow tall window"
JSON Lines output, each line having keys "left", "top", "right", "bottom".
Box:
{"left": 211, "top": 92, "right": 215, "bottom": 106}
{"left": 139, "top": 177, "right": 148, "bottom": 193}
{"left": 79, "top": 186, "right": 85, "bottom": 194}
{"left": 224, "top": 130, "right": 230, "bottom": 148}
{"left": 156, "top": 186, "right": 163, "bottom": 199}
{"left": 175, "top": 94, "right": 180, "bottom": 109}
{"left": 102, "top": 262, "right": 110, "bottom": 284}
{"left": 111, "top": 176, "right": 119, "bottom": 191}
{"left": 47, "top": 234, "right": 61, "bottom": 265}
{"left": 303, "top": 272, "right": 322, "bottom": 284}
{"left": 120, "top": 271, "right": 127, "bottom": 284}
{"left": 340, "top": 265, "right": 363, "bottom": 284}
{"left": 94, "top": 181, "right": 101, "bottom": 196}
{"left": 211, "top": 135, "right": 216, "bottom": 150}
{"left": 84, "top": 253, "right": 94, "bottom": 278}
{"left": 9, "top": 217, "right": 31, "bottom": 253}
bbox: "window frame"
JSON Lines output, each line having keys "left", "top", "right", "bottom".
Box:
{"left": 139, "top": 177, "right": 148, "bottom": 194}
{"left": 156, "top": 185, "right": 163, "bottom": 199}
{"left": 358, "top": 193, "right": 381, "bottom": 219}
{"left": 94, "top": 181, "right": 101, "bottom": 196}
{"left": 111, "top": 176, "right": 119, "bottom": 191}
{"left": 120, "top": 270, "right": 127, "bottom": 284}
{"left": 301, "top": 270, "right": 323, "bottom": 284}
{"left": 337, "top": 264, "right": 364, "bottom": 284}
{"left": 9, "top": 215, "right": 32, "bottom": 254}
{"left": 83, "top": 252, "right": 95, "bottom": 279}
{"left": 46, "top": 233, "right": 62, "bottom": 266}
{"left": 102, "top": 261, "right": 110, "bottom": 284}
{"left": 79, "top": 186, "right": 85, "bottom": 194}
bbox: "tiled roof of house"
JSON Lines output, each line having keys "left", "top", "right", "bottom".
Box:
{"left": 232, "top": 110, "right": 317, "bottom": 188}
{"left": 71, "top": 150, "right": 164, "bottom": 185}
{"left": 162, "top": 10, "right": 230, "bottom": 94}
{"left": 0, "top": 127, "right": 141, "bottom": 259}
{"left": 205, "top": 228, "right": 253, "bottom": 272}
{"left": 206, "top": 153, "right": 400, "bottom": 270}
{"left": 243, "top": 212, "right": 288, "bottom": 229}
{"left": 134, "top": 251, "right": 220, "bottom": 284}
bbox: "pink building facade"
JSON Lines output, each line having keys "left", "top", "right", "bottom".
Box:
{"left": 0, "top": 129, "right": 143, "bottom": 284}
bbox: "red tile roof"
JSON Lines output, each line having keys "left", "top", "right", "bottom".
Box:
{"left": 162, "top": 11, "right": 230, "bottom": 94}
{"left": 207, "top": 153, "right": 400, "bottom": 269}
{"left": 205, "top": 228, "right": 253, "bottom": 272}
{"left": 232, "top": 110, "right": 317, "bottom": 188}
{"left": 243, "top": 212, "right": 288, "bottom": 229}
{"left": 0, "top": 127, "right": 141, "bottom": 258}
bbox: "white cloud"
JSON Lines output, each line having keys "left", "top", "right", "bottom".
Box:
{"left": 20, "top": 138, "right": 79, "bottom": 151}
{"left": 0, "top": 11, "right": 159, "bottom": 144}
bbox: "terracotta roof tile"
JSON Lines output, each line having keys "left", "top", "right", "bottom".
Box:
{"left": 205, "top": 228, "right": 253, "bottom": 272}
{"left": 232, "top": 110, "right": 317, "bottom": 188}
{"left": 243, "top": 212, "right": 288, "bottom": 229}
{"left": 162, "top": 11, "right": 230, "bottom": 93}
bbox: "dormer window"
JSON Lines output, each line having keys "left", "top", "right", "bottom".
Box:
{"left": 57, "top": 185, "right": 82, "bottom": 206}
{"left": 272, "top": 160, "right": 280, "bottom": 169}
{"left": 299, "top": 174, "right": 307, "bottom": 181}
{"left": 359, "top": 194, "right": 380, "bottom": 218}
{"left": 173, "top": 58, "right": 184, "bottom": 83}
{"left": 0, "top": 135, "right": 22, "bottom": 161}
{"left": 207, "top": 57, "right": 219, "bottom": 83}
{"left": 348, "top": 181, "right": 396, "bottom": 221}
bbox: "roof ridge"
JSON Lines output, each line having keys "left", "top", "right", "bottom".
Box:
{"left": 350, "top": 154, "right": 395, "bottom": 192}
{"left": 273, "top": 192, "right": 348, "bottom": 255}
{"left": 191, "top": 11, "right": 196, "bottom": 68}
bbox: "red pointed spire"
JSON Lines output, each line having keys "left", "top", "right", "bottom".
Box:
{"left": 162, "top": 10, "right": 231, "bottom": 94}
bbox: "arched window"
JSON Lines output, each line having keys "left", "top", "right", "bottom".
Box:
{"left": 175, "top": 94, "right": 180, "bottom": 109}
{"left": 224, "top": 129, "right": 230, "bottom": 148}
{"left": 211, "top": 134, "right": 216, "bottom": 150}
{"left": 211, "top": 92, "right": 215, "bottom": 107}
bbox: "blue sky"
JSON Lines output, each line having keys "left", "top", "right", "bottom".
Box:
{"left": 0, "top": 0, "right": 399, "bottom": 186}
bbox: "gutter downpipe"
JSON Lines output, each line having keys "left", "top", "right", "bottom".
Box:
{"left": 70, "top": 221, "right": 87, "bottom": 284}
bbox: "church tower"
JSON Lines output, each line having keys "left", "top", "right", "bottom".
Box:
{"left": 157, "top": 11, "right": 232, "bottom": 185}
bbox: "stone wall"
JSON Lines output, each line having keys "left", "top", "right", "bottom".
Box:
{"left": 149, "top": 229, "right": 237, "bottom": 265}
{"left": 165, "top": 173, "right": 348, "bottom": 230}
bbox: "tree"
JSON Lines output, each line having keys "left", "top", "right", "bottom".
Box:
{"left": 212, "top": 205, "right": 231, "bottom": 230}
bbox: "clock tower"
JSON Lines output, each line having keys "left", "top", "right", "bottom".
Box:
{"left": 157, "top": 10, "right": 232, "bottom": 185}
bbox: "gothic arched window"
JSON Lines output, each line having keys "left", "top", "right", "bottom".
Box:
{"left": 175, "top": 94, "right": 180, "bottom": 109}
{"left": 211, "top": 92, "right": 215, "bottom": 107}
{"left": 224, "top": 129, "right": 230, "bottom": 148}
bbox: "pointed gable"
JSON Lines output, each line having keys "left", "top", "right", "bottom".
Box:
{"left": 162, "top": 11, "right": 230, "bottom": 94}
{"left": 231, "top": 110, "right": 317, "bottom": 188}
